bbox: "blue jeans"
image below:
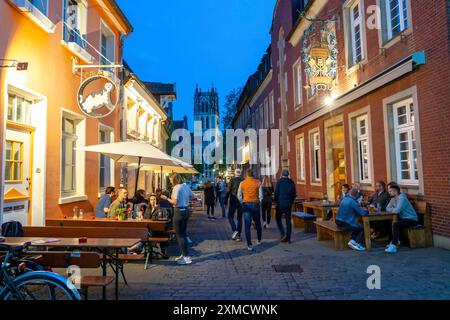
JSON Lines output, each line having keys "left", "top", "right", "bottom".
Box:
{"left": 228, "top": 197, "right": 243, "bottom": 235}
{"left": 219, "top": 192, "right": 226, "bottom": 217}
{"left": 242, "top": 202, "right": 262, "bottom": 246}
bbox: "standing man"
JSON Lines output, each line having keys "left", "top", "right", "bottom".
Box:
{"left": 238, "top": 169, "right": 263, "bottom": 251}
{"left": 228, "top": 169, "right": 243, "bottom": 241}
{"left": 95, "top": 186, "right": 115, "bottom": 218}
{"left": 108, "top": 188, "right": 129, "bottom": 219}
{"left": 385, "top": 185, "right": 418, "bottom": 254}
{"left": 216, "top": 176, "right": 227, "bottom": 218}
{"left": 274, "top": 170, "right": 297, "bottom": 243}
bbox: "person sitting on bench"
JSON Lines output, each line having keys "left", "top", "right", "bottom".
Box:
{"left": 335, "top": 188, "right": 369, "bottom": 251}
{"left": 385, "top": 185, "right": 418, "bottom": 254}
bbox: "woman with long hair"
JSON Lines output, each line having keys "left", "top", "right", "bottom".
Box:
{"left": 261, "top": 176, "right": 274, "bottom": 228}
{"left": 204, "top": 180, "right": 216, "bottom": 220}
{"left": 160, "top": 174, "right": 196, "bottom": 265}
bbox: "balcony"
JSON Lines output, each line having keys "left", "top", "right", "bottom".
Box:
{"left": 8, "top": 0, "right": 55, "bottom": 33}
{"left": 62, "top": 23, "right": 93, "bottom": 63}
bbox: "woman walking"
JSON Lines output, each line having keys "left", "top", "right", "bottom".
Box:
{"left": 261, "top": 176, "right": 273, "bottom": 228}
{"left": 160, "top": 174, "right": 196, "bottom": 265}
{"left": 204, "top": 181, "right": 216, "bottom": 220}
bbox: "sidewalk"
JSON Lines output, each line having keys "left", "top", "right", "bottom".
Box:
{"left": 93, "top": 209, "right": 450, "bottom": 300}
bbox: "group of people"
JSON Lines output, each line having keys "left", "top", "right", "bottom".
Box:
{"left": 336, "top": 180, "right": 419, "bottom": 253}
{"left": 203, "top": 168, "right": 297, "bottom": 252}
{"left": 95, "top": 173, "right": 197, "bottom": 265}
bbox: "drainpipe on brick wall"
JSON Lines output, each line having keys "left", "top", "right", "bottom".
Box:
{"left": 277, "top": 32, "right": 289, "bottom": 170}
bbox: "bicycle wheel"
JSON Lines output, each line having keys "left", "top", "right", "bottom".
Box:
{"left": 0, "top": 271, "right": 81, "bottom": 300}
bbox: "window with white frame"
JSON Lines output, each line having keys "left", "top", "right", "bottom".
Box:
{"left": 100, "top": 21, "right": 115, "bottom": 65}
{"left": 296, "top": 135, "right": 305, "bottom": 182}
{"left": 269, "top": 91, "right": 275, "bottom": 127}
{"left": 99, "top": 127, "right": 113, "bottom": 192}
{"left": 393, "top": 98, "right": 418, "bottom": 184}
{"left": 380, "top": 0, "right": 409, "bottom": 43}
{"left": 349, "top": 1, "right": 364, "bottom": 66}
{"left": 61, "top": 117, "right": 78, "bottom": 195}
{"left": 310, "top": 131, "right": 321, "bottom": 182}
{"left": 63, "top": 0, "right": 88, "bottom": 49}
{"left": 7, "top": 93, "right": 32, "bottom": 125}
{"left": 264, "top": 98, "right": 269, "bottom": 128}
{"left": 356, "top": 114, "right": 371, "bottom": 183}
{"left": 293, "top": 60, "right": 303, "bottom": 107}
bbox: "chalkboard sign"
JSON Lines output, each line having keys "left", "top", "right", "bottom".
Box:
{"left": 190, "top": 191, "right": 205, "bottom": 211}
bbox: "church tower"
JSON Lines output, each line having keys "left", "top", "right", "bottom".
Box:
{"left": 194, "top": 84, "right": 220, "bottom": 180}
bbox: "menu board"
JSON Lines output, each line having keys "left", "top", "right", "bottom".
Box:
{"left": 191, "top": 191, "right": 205, "bottom": 211}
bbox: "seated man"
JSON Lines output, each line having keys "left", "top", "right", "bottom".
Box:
{"left": 108, "top": 188, "right": 129, "bottom": 219}
{"left": 335, "top": 188, "right": 369, "bottom": 251}
{"left": 95, "top": 186, "right": 115, "bottom": 218}
{"left": 369, "top": 181, "right": 390, "bottom": 210}
{"left": 385, "top": 185, "right": 419, "bottom": 254}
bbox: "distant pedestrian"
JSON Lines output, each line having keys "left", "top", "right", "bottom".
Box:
{"left": 216, "top": 175, "right": 227, "bottom": 218}
{"left": 204, "top": 181, "right": 216, "bottom": 220}
{"left": 261, "top": 176, "right": 273, "bottom": 229}
{"left": 228, "top": 169, "right": 244, "bottom": 241}
{"left": 274, "top": 170, "right": 297, "bottom": 243}
{"left": 238, "top": 169, "right": 263, "bottom": 251}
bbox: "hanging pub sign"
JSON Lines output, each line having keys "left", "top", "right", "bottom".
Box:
{"left": 302, "top": 21, "right": 338, "bottom": 95}
{"left": 77, "top": 74, "right": 119, "bottom": 118}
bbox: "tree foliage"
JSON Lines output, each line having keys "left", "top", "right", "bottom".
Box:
{"left": 221, "top": 87, "right": 243, "bottom": 129}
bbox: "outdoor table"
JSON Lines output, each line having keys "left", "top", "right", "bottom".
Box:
{"left": 46, "top": 218, "right": 169, "bottom": 232}
{"left": 302, "top": 201, "right": 339, "bottom": 220}
{"left": 361, "top": 212, "right": 398, "bottom": 251}
{"left": 2, "top": 237, "right": 141, "bottom": 300}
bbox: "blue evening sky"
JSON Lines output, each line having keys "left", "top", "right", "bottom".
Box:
{"left": 116, "top": 0, "right": 276, "bottom": 129}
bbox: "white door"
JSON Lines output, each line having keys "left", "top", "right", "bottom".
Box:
{"left": 3, "top": 127, "right": 32, "bottom": 226}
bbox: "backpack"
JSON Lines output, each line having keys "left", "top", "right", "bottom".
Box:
{"left": 1, "top": 221, "right": 24, "bottom": 237}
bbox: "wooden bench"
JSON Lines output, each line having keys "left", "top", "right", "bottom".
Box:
{"left": 292, "top": 212, "right": 318, "bottom": 233}
{"left": 314, "top": 220, "right": 353, "bottom": 250}
{"left": 27, "top": 251, "right": 114, "bottom": 300}
{"left": 407, "top": 201, "right": 433, "bottom": 248}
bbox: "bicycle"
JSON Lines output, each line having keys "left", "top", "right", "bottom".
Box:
{"left": 0, "top": 242, "right": 81, "bottom": 300}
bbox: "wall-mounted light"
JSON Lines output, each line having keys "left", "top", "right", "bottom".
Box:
{"left": 0, "top": 59, "right": 28, "bottom": 71}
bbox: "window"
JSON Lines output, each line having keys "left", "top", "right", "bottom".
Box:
{"left": 350, "top": 1, "right": 364, "bottom": 65}
{"left": 264, "top": 98, "right": 269, "bottom": 128}
{"left": 269, "top": 92, "right": 275, "bottom": 127}
{"left": 293, "top": 60, "right": 303, "bottom": 107}
{"left": 61, "top": 117, "right": 78, "bottom": 195}
{"left": 99, "top": 128, "right": 112, "bottom": 192}
{"left": 310, "top": 131, "right": 321, "bottom": 182}
{"left": 296, "top": 135, "right": 305, "bottom": 182}
{"left": 5, "top": 141, "right": 23, "bottom": 182}
{"left": 63, "top": 0, "right": 88, "bottom": 49}
{"left": 356, "top": 115, "right": 371, "bottom": 183}
{"left": 31, "top": 0, "right": 48, "bottom": 16}
{"left": 7, "top": 94, "right": 32, "bottom": 125}
{"left": 393, "top": 98, "right": 418, "bottom": 184}
{"left": 100, "top": 21, "right": 115, "bottom": 65}
{"left": 387, "top": 0, "right": 408, "bottom": 39}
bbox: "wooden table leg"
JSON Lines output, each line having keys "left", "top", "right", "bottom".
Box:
{"left": 363, "top": 217, "right": 371, "bottom": 251}
{"left": 102, "top": 248, "right": 107, "bottom": 300}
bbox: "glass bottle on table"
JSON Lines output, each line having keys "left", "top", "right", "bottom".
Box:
{"left": 79, "top": 208, "right": 84, "bottom": 220}
{"left": 72, "top": 206, "right": 78, "bottom": 220}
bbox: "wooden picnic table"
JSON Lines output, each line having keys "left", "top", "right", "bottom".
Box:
{"left": 361, "top": 212, "right": 398, "bottom": 251}
{"left": 2, "top": 237, "right": 141, "bottom": 300}
{"left": 46, "top": 218, "right": 169, "bottom": 232}
{"left": 302, "top": 201, "right": 339, "bottom": 220}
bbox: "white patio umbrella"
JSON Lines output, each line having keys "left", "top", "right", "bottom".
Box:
{"left": 77, "top": 141, "right": 182, "bottom": 195}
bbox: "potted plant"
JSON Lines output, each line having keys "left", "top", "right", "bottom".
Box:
{"left": 116, "top": 208, "right": 126, "bottom": 221}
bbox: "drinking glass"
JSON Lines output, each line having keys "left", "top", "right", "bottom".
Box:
{"left": 72, "top": 206, "right": 78, "bottom": 220}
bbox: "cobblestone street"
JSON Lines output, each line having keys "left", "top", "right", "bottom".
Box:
{"left": 87, "top": 209, "right": 450, "bottom": 300}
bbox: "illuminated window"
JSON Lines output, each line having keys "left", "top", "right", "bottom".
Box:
{"left": 356, "top": 115, "right": 371, "bottom": 183}
{"left": 5, "top": 141, "right": 24, "bottom": 182}
{"left": 296, "top": 135, "right": 305, "bottom": 182}
{"left": 310, "top": 131, "right": 321, "bottom": 182}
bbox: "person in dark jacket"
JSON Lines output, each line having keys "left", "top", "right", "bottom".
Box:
{"left": 228, "top": 169, "right": 244, "bottom": 241}
{"left": 204, "top": 181, "right": 216, "bottom": 220}
{"left": 336, "top": 188, "right": 369, "bottom": 251}
{"left": 132, "top": 189, "right": 148, "bottom": 205}
{"left": 274, "top": 169, "right": 297, "bottom": 243}
{"left": 368, "top": 181, "right": 391, "bottom": 239}
{"left": 261, "top": 176, "right": 273, "bottom": 228}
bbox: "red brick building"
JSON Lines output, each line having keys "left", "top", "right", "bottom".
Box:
{"left": 236, "top": 0, "right": 450, "bottom": 248}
